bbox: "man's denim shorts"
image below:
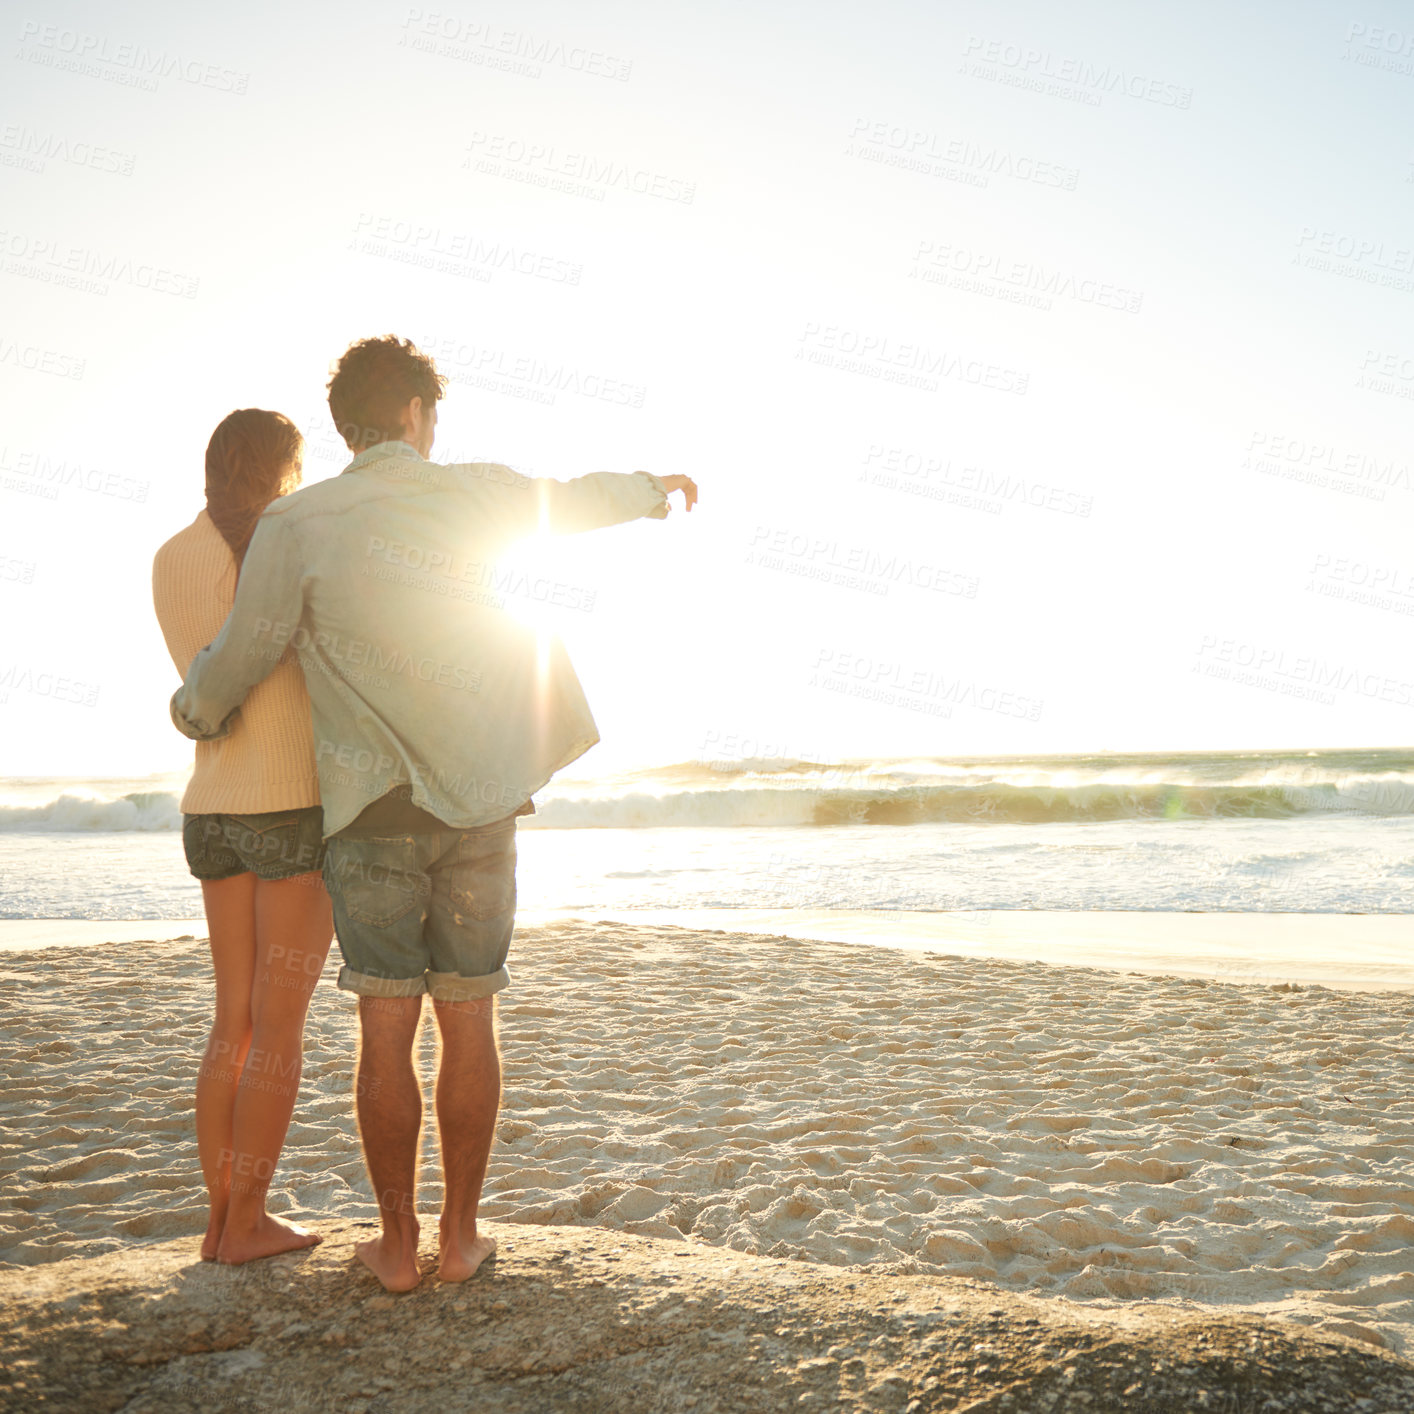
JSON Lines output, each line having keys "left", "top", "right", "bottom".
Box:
{"left": 183, "top": 807, "right": 326, "bottom": 881}
{"left": 321, "top": 814, "right": 518, "bottom": 1002}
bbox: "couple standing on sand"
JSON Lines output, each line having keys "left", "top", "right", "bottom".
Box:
{"left": 152, "top": 335, "right": 698, "bottom": 1291}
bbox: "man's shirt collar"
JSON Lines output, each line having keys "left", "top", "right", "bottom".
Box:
{"left": 343, "top": 441, "right": 424, "bottom": 474}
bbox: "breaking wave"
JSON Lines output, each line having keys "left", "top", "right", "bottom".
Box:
{"left": 4, "top": 751, "right": 1411, "bottom": 830}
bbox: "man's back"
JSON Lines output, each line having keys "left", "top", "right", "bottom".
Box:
{"left": 174, "top": 442, "right": 669, "bottom": 835}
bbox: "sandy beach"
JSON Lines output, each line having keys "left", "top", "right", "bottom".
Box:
{"left": 3, "top": 918, "right": 1414, "bottom": 1359}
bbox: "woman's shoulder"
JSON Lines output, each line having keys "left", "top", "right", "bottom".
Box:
{"left": 152, "top": 511, "right": 237, "bottom": 626}
{"left": 153, "top": 510, "right": 229, "bottom": 575}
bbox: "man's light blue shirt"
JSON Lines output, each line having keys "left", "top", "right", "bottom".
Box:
{"left": 171, "top": 443, "right": 668, "bottom": 836}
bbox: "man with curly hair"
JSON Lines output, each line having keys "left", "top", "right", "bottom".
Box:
{"left": 172, "top": 334, "right": 698, "bottom": 1291}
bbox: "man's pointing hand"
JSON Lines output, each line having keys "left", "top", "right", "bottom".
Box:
{"left": 651, "top": 474, "right": 698, "bottom": 513}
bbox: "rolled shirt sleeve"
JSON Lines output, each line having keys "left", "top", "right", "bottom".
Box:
{"left": 170, "top": 512, "right": 306, "bottom": 741}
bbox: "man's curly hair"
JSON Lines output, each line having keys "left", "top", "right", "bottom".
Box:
{"left": 327, "top": 335, "right": 447, "bottom": 451}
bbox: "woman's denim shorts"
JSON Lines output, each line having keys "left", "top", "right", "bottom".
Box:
{"left": 182, "top": 806, "right": 326, "bottom": 882}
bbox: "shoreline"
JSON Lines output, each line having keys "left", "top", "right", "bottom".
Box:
{"left": 526, "top": 908, "right": 1414, "bottom": 992}
{"left": 0, "top": 918, "right": 205, "bottom": 952}
{"left": 3, "top": 908, "right": 1412, "bottom": 990}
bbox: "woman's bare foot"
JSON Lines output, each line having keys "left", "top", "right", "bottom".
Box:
{"left": 355, "top": 1224, "right": 422, "bottom": 1293}
{"left": 216, "top": 1213, "right": 322, "bottom": 1265}
{"left": 439, "top": 1232, "right": 496, "bottom": 1283}
{"left": 200, "top": 1207, "right": 227, "bottom": 1261}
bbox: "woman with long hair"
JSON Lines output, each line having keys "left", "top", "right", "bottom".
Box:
{"left": 153, "top": 409, "right": 333, "bottom": 1264}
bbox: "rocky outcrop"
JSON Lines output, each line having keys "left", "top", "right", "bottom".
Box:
{"left": 3, "top": 1220, "right": 1412, "bottom": 1413}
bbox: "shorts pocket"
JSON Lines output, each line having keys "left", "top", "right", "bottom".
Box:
{"left": 447, "top": 827, "right": 516, "bottom": 922}
{"left": 225, "top": 815, "right": 302, "bottom": 874}
{"left": 182, "top": 814, "right": 228, "bottom": 876}
{"left": 330, "top": 839, "right": 424, "bottom": 929}
{"left": 232, "top": 807, "right": 325, "bottom": 875}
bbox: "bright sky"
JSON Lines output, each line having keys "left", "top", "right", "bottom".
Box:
{"left": 2, "top": 0, "right": 1412, "bottom": 778}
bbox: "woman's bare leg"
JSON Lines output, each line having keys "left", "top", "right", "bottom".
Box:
{"left": 216, "top": 872, "right": 334, "bottom": 1264}
{"left": 196, "top": 874, "right": 258, "bottom": 1260}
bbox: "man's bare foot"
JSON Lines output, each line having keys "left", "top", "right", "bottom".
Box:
{"left": 356, "top": 1226, "right": 422, "bottom": 1293}
{"left": 439, "top": 1232, "right": 496, "bottom": 1283}
{"left": 216, "top": 1213, "right": 322, "bottom": 1265}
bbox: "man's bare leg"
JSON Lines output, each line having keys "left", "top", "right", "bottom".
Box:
{"left": 431, "top": 994, "right": 501, "bottom": 1281}
{"left": 354, "top": 994, "right": 425, "bottom": 1291}
{"left": 196, "top": 875, "right": 257, "bottom": 1260}
{"left": 216, "top": 873, "right": 334, "bottom": 1264}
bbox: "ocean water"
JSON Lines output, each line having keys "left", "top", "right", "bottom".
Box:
{"left": 1, "top": 749, "right": 1411, "bottom": 921}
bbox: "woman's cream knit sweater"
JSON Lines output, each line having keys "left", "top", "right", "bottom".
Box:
{"left": 152, "top": 509, "right": 319, "bottom": 815}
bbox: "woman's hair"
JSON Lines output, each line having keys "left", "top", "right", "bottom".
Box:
{"left": 204, "top": 409, "right": 304, "bottom": 566}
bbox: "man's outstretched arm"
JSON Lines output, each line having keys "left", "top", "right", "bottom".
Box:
{"left": 170, "top": 513, "right": 305, "bottom": 741}
{"left": 460, "top": 465, "right": 698, "bottom": 538}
